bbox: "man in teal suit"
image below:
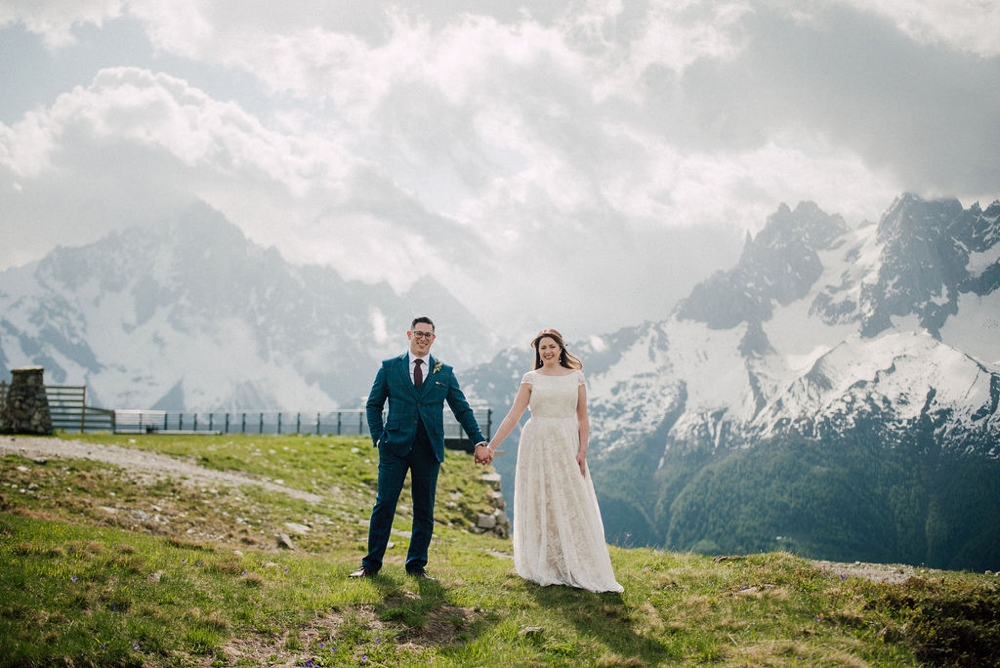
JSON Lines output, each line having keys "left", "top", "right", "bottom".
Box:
{"left": 350, "top": 316, "right": 487, "bottom": 580}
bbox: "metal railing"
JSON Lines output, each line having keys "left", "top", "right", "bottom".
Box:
{"left": 29, "top": 385, "right": 492, "bottom": 449}
{"left": 111, "top": 407, "right": 492, "bottom": 445}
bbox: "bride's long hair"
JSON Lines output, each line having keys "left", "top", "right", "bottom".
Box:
{"left": 531, "top": 329, "right": 583, "bottom": 371}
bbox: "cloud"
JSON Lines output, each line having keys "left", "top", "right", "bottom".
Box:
{"left": 1, "top": 0, "right": 998, "bottom": 340}
{"left": 0, "top": 65, "right": 487, "bottom": 291}
{"left": 0, "top": 0, "right": 124, "bottom": 48}
{"left": 841, "top": 0, "right": 1000, "bottom": 57}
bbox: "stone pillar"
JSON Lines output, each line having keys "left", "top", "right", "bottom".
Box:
{"left": 0, "top": 367, "right": 53, "bottom": 435}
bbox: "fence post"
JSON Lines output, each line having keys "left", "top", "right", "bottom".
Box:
{"left": 316, "top": 412, "right": 320, "bottom": 435}
{"left": 80, "top": 386, "right": 86, "bottom": 432}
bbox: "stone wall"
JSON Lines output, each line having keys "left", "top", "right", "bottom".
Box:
{"left": 473, "top": 472, "right": 511, "bottom": 539}
{"left": 0, "top": 367, "right": 54, "bottom": 435}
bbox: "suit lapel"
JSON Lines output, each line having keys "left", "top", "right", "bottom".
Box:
{"left": 395, "top": 353, "right": 414, "bottom": 393}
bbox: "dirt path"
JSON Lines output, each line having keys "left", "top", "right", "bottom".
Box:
{"left": 810, "top": 559, "right": 917, "bottom": 585}
{"left": 1, "top": 435, "right": 323, "bottom": 503}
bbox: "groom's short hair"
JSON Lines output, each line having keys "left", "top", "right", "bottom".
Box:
{"left": 411, "top": 316, "right": 435, "bottom": 331}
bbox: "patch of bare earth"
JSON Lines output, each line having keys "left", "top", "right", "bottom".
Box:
{"left": 811, "top": 559, "right": 920, "bottom": 584}
{"left": 1, "top": 436, "right": 322, "bottom": 503}
{"left": 219, "top": 600, "right": 482, "bottom": 665}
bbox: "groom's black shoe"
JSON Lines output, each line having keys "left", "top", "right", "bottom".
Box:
{"left": 406, "top": 568, "right": 435, "bottom": 581}
{"left": 349, "top": 566, "right": 376, "bottom": 579}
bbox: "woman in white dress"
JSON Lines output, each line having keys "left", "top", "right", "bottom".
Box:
{"left": 476, "top": 329, "right": 623, "bottom": 593}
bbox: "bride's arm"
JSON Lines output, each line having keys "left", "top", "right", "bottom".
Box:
{"left": 485, "top": 383, "right": 531, "bottom": 457}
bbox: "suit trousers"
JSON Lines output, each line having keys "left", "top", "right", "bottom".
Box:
{"left": 363, "top": 418, "right": 441, "bottom": 573}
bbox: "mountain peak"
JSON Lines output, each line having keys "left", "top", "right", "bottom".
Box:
{"left": 675, "top": 201, "right": 848, "bottom": 330}
{"left": 858, "top": 195, "right": 999, "bottom": 338}
{"left": 0, "top": 201, "right": 488, "bottom": 410}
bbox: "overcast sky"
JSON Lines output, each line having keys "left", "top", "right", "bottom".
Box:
{"left": 1, "top": 1, "right": 997, "bottom": 344}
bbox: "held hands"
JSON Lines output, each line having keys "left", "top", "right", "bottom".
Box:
{"left": 474, "top": 443, "right": 494, "bottom": 465}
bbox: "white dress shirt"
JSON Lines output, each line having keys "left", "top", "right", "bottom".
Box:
{"left": 410, "top": 354, "right": 430, "bottom": 385}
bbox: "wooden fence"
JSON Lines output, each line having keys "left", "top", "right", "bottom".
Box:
{"left": 45, "top": 385, "right": 115, "bottom": 433}
{"left": 0, "top": 381, "right": 113, "bottom": 433}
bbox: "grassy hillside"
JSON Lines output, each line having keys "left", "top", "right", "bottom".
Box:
{"left": 1, "top": 433, "right": 998, "bottom": 667}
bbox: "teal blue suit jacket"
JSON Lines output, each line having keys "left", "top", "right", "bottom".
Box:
{"left": 365, "top": 353, "right": 485, "bottom": 462}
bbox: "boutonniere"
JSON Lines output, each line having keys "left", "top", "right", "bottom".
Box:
{"left": 433, "top": 362, "right": 443, "bottom": 374}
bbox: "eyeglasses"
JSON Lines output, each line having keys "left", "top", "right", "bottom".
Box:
{"left": 411, "top": 331, "right": 435, "bottom": 339}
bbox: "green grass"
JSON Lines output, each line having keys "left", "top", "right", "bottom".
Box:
{"left": 1, "top": 433, "right": 998, "bottom": 667}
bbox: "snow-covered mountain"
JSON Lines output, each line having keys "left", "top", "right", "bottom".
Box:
{"left": 0, "top": 201, "right": 492, "bottom": 411}
{"left": 465, "top": 194, "right": 1000, "bottom": 570}
{"left": 582, "top": 196, "right": 1000, "bottom": 456}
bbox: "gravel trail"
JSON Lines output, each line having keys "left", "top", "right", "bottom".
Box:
{"left": 1, "top": 435, "right": 323, "bottom": 503}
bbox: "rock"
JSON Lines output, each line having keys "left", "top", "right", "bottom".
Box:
{"left": 276, "top": 533, "right": 296, "bottom": 550}
{"left": 284, "top": 522, "right": 311, "bottom": 535}
{"left": 518, "top": 626, "right": 544, "bottom": 638}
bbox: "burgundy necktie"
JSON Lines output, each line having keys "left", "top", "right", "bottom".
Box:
{"left": 414, "top": 358, "right": 423, "bottom": 388}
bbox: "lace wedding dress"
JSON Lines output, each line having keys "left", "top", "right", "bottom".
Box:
{"left": 512, "top": 370, "right": 623, "bottom": 593}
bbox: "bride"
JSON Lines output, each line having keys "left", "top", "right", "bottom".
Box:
{"left": 476, "top": 329, "right": 623, "bottom": 593}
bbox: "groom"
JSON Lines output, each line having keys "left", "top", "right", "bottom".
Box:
{"left": 350, "top": 316, "right": 487, "bottom": 580}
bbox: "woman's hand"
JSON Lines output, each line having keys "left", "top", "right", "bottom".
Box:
{"left": 474, "top": 443, "right": 493, "bottom": 465}
{"left": 576, "top": 451, "right": 586, "bottom": 476}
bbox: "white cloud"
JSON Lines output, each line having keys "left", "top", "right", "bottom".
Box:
{"left": 1, "top": 0, "right": 997, "bottom": 340}
{"left": 0, "top": 0, "right": 124, "bottom": 48}
{"left": 840, "top": 0, "right": 1000, "bottom": 57}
